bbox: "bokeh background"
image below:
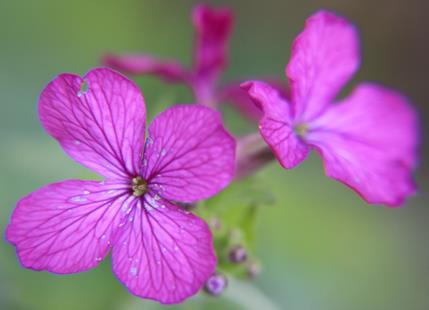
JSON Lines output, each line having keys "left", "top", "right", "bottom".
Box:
{"left": 1, "top": 0, "right": 428, "bottom": 309}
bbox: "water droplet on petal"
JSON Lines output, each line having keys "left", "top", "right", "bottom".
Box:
{"left": 160, "top": 149, "right": 166, "bottom": 157}
{"left": 130, "top": 266, "right": 138, "bottom": 276}
{"left": 95, "top": 256, "right": 102, "bottom": 262}
{"left": 83, "top": 190, "right": 90, "bottom": 195}
{"left": 73, "top": 140, "right": 81, "bottom": 145}
{"left": 121, "top": 200, "right": 131, "bottom": 213}
{"left": 145, "top": 206, "right": 152, "bottom": 212}
{"left": 145, "top": 137, "right": 152, "bottom": 147}
{"left": 70, "top": 196, "right": 87, "bottom": 203}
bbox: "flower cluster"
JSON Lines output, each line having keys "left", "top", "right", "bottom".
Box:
{"left": 7, "top": 3, "right": 418, "bottom": 305}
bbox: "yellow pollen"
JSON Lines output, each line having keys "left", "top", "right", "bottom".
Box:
{"left": 294, "top": 123, "right": 309, "bottom": 138}
{"left": 132, "top": 177, "right": 148, "bottom": 197}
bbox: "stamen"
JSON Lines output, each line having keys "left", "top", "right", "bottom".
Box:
{"left": 131, "top": 176, "right": 148, "bottom": 197}
{"left": 294, "top": 123, "right": 309, "bottom": 138}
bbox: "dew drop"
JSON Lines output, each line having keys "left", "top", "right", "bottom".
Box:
{"left": 121, "top": 200, "right": 131, "bottom": 212}
{"left": 145, "top": 137, "right": 152, "bottom": 147}
{"left": 130, "top": 266, "right": 138, "bottom": 276}
{"left": 83, "top": 190, "right": 90, "bottom": 195}
{"left": 73, "top": 140, "right": 81, "bottom": 145}
{"left": 156, "top": 260, "right": 161, "bottom": 265}
{"left": 162, "top": 247, "right": 167, "bottom": 253}
{"left": 160, "top": 149, "right": 166, "bottom": 157}
{"left": 100, "top": 234, "right": 106, "bottom": 241}
{"left": 70, "top": 196, "right": 87, "bottom": 203}
{"left": 95, "top": 256, "right": 102, "bottom": 262}
{"left": 118, "top": 219, "right": 126, "bottom": 228}
{"left": 174, "top": 245, "right": 179, "bottom": 252}
{"left": 144, "top": 204, "right": 154, "bottom": 212}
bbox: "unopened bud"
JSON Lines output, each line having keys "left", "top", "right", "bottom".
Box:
{"left": 204, "top": 273, "right": 228, "bottom": 296}
{"left": 228, "top": 245, "right": 247, "bottom": 264}
{"left": 246, "top": 262, "right": 261, "bottom": 279}
{"left": 209, "top": 217, "right": 221, "bottom": 230}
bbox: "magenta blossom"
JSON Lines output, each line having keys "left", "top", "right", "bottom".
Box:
{"left": 6, "top": 68, "right": 236, "bottom": 303}
{"left": 242, "top": 11, "right": 418, "bottom": 206}
{"left": 104, "top": 4, "right": 262, "bottom": 114}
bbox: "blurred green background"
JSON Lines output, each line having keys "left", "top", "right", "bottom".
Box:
{"left": 1, "top": 0, "right": 428, "bottom": 309}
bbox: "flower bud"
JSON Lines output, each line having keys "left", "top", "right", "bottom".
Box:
{"left": 204, "top": 273, "right": 228, "bottom": 296}
{"left": 209, "top": 217, "right": 221, "bottom": 230}
{"left": 228, "top": 245, "right": 247, "bottom": 264}
{"left": 246, "top": 262, "right": 261, "bottom": 279}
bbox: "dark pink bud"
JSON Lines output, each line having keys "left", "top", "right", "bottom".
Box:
{"left": 204, "top": 273, "right": 228, "bottom": 296}
{"left": 247, "top": 262, "right": 262, "bottom": 279}
{"left": 228, "top": 245, "right": 247, "bottom": 264}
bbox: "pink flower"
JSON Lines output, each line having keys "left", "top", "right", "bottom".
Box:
{"left": 103, "top": 4, "right": 274, "bottom": 116}
{"left": 242, "top": 11, "right": 418, "bottom": 207}
{"left": 6, "top": 68, "right": 236, "bottom": 303}
{"left": 103, "top": 4, "right": 232, "bottom": 108}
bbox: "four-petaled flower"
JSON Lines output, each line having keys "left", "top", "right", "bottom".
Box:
{"left": 103, "top": 4, "right": 262, "bottom": 115}
{"left": 242, "top": 11, "right": 418, "bottom": 206}
{"left": 6, "top": 68, "right": 236, "bottom": 303}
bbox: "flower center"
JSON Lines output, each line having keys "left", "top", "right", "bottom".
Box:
{"left": 294, "top": 123, "right": 309, "bottom": 138}
{"left": 131, "top": 176, "right": 148, "bottom": 197}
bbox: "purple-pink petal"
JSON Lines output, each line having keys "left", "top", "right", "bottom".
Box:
{"left": 103, "top": 54, "right": 189, "bottom": 83}
{"left": 306, "top": 84, "right": 418, "bottom": 206}
{"left": 220, "top": 80, "right": 290, "bottom": 122}
{"left": 286, "top": 10, "right": 360, "bottom": 121}
{"left": 6, "top": 180, "right": 129, "bottom": 273}
{"left": 190, "top": 5, "right": 233, "bottom": 106}
{"left": 242, "top": 81, "right": 310, "bottom": 169}
{"left": 192, "top": 4, "right": 233, "bottom": 82}
{"left": 142, "top": 105, "right": 236, "bottom": 202}
{"left": 111, "top": 195, "right": 216, "bottom": 304}
{"left": 39, "top": 68, "right": 146, "bottom": 179}
{"left": 219, "top": 82, "right": 264, "bottom": 121}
